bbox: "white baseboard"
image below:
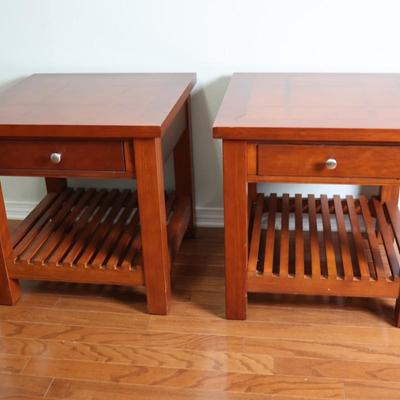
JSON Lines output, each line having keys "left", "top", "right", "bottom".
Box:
{"left": 5, "top": 201, "right": 38, "bottom": 220}
{"left": 195, "top": 207, "right": 224, "bottom": 227}
{"left": 5, "top": 200, "right": 225, "bottom": 228}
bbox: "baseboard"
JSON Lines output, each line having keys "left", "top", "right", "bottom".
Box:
{"left": 5, "top": 200, "right": 38, "bottom": 221}
{"left": 195, "top": 207, "right": 224, "bottom": 227}
{"left": 5, "top": 200, "right": 225, "bottom": 228}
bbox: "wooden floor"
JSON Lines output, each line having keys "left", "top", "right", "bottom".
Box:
{"left": 2, "top": 225, "right": 400, "bottom": 399}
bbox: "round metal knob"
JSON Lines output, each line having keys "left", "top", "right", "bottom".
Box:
{"left": 325, "top": 158, "right": 337, "bottom": 170}
{"left": 50, "top": 153, "right": 62, "bottom": 164}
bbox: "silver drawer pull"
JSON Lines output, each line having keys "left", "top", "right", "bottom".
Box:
{"left": 325, "top": 158, "right": 337, "bottom": 170}
{"left": 50, "top": 152, "right": 62, "bottom": 164}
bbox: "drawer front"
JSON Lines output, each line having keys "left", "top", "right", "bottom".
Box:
{"left": 0, "top": 140, "right": 127, "bottom": 174}
{"left": 257, "top": 144, "right": 400, "bottom": 178}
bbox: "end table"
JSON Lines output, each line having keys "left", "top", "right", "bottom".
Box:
{"left": 0, "top": 73, "right": 196, "bottom": 315}
{"left": 214, "top": 73, "right": 400, "bottom": 325}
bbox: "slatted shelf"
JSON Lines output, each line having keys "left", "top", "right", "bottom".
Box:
{"left": 7, "top": 188, "right": 191, "bottom": 286}
{"left": 247, "top": 194, "right": 400, "bottom": 298}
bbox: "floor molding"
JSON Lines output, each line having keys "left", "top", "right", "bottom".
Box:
{"left": 6, "top": 200, "right": 225, "bottom": 228}
{"left": 5, "top": 200, "right": 39, "bottom": 221}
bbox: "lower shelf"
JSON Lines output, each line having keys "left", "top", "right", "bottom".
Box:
{"left": 248, "top": 193, "right": 400, "bottom": 298}
{"left": 7, "top": 188, "right": 191, "bottom": 286}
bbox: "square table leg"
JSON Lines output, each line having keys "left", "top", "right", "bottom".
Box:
{"left": 223, "top": 140, "right": 248, "bottom": 319}
{"left": 0, "top": 181, "right": 20, "bottom": 305}
{"left": 173, "top": 98, "right": 196, "bottom": 237}
{"left": 381, "top": 185, "right": 400, "bottom": 326}
{"left": 135, "top": 138, "right": 171, "bottom": 315}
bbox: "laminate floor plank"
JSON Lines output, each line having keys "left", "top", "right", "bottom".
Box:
{"left": 147, "top": 317, "right": 400, "bottom": 346}
{"left": 344, "top": 380, "right": 400, "bottom": 400}
{"left": 0, "top": 306, "right": 149, "bottom": 330}
{"left": 2, "top": 226, "right": 400, "bottom": 399}
{"left": 46, "top": 379, "right": 274, "bottom": 400}
{"left": 0, "top": 373, "right": 52, "bottom": 398}
{"left": 0, "top": 337, "right": 273, "bottom": 374}
{"left": 23, "top": 357, "right": 344, "bottom": 399}
{"left": 0, "top": 354, "right": 30, "bottom": 374}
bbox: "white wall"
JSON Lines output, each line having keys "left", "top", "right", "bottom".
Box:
{"left": 1, "top": 0, "right": 400, "bottom": 225}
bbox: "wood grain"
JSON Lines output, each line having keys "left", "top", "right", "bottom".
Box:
{"left": 223, "top": 141, "right": 248, "bottom": 319}
{"left": 23, "top": 357, "right": 343, "bottom": 399}
{"left": 0, "top": 373, "right": 52, "bottom": 398}
{"left": 47, "top": 379, "right": 276, "bottom": 400}
{"left": 214, "top": 73, "right": 400, "bottom": 142}
{"left": 0, "top": 183, "right": 20, "bottom": 305}
{"left": 134, "top": 138, "right": 171, "bottom": 314}
{"left": 257, "top": 144, "right": 400, "bottom": 179}
{"left": 0, "top": 139, "right": 128, "bottom": 178}
{"left": 0, "top": 73, "right": 196, "bottom": 138}
{"left": 1, "top": 227, "right": 400, "bottom": 399}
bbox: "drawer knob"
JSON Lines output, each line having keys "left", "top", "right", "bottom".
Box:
{"left": 325, "top": 158, "right": 337, "bottom": 170}
{"left": 50, "top": 153, "right": 62, "bottom": 164}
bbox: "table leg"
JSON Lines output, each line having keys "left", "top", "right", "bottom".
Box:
{"left": 45, "top": 178, "right": 67, "bottom": 193}
{"left": 135, "top": 138, "right": 171, "bottom": 315}
{"left": 173, "top": 98, "right": 195, "bottom": 237}
{"left": 380, "top": 185, "right": 400, "bottom": 326}
{"left": 248, "top": 183, "right": 257, "bottom": 225}
{"left": 223, "top": 141, "right": 248, "bottom": 319}
{"left": 0, "top": 181, "right": 20, "bottom": 305}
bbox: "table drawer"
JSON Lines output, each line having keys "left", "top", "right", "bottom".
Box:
{"left": 0, "top": 140, "right": 127, "bottom": 174}
{"left": 257, "top": 144, "right": 400, "bottom": 178}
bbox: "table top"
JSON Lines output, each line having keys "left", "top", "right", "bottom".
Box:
{"left": 213, "top": 73, "right": 400, "bottom": 142}
{"left": 0, "top": 73, "right": 196, "bottom": 138}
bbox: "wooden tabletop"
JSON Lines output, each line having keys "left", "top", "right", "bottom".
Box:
{"left": 213, "top": 73, "right": 400, "bottom": 142}
{"left": 0, "top": 73, "right": 196, "bottom": 138}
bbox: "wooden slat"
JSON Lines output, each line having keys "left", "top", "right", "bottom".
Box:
{"left": 372, "top": 198, "right": 400, "bottom": 279}
{"left": 12, "top": 189, "right": 72, "bottom": 258}
{"left": 32, "top": 189, "right": 96, "bottom": 264}
{"left": 248, "top": 194, "right": 264, "bottom": 273}
{"left": 106, "top": 209, "right": 140, "bottom": 269}
{"left": 120, "top": 192, "right": 176, "bottom": 269}
{"left": 76, "top": 190, "right": 131, "bottom": 267}
{"left": 12, "top": 192, "right": 59, "bottom": 246}
{"left": 62, "top": 189, "right": 120, "bottom": 265}
{"left": 120, "top": 229, "right": 141, "bottom": 270}
{"left": 47, "top": 189, "right": 108, "bottom": 265}
{"left": 263, "top": 193, "right": 277, "bottom": 276}
{"left": 91, "top": 193, "right": 138, "bottom": 267}
{"left": 333, "top": 195, "right": 354, "bottom": 281}
{"left": 264, "top": 196, "right": 355, "bottom": 215}
{"left": 18, "top": 189, "right": 81, "bottom": 263}
{"left": 320, "top": 195, "right": 336, "bottom": 279}
{"left": 279, "top": 194, "right": 290, "bottom": 277}
{"left": 346, "top": 195, "right": 370, "bottom": 281}
{"left": 359, "top": 195, "right": 386, "bottom": 281}
{"left": 308, "top": 194, "right": 321, "bottom": 279}
{"left": 294, "top": 194, "right": 304, "bottom": 278}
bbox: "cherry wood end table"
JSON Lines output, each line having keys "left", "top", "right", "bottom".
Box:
{"left": 214, "top": 73, "right": 400, "bottom": 325}
{"left": 0, "top": 73, "right": 196, "bottom": 315}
